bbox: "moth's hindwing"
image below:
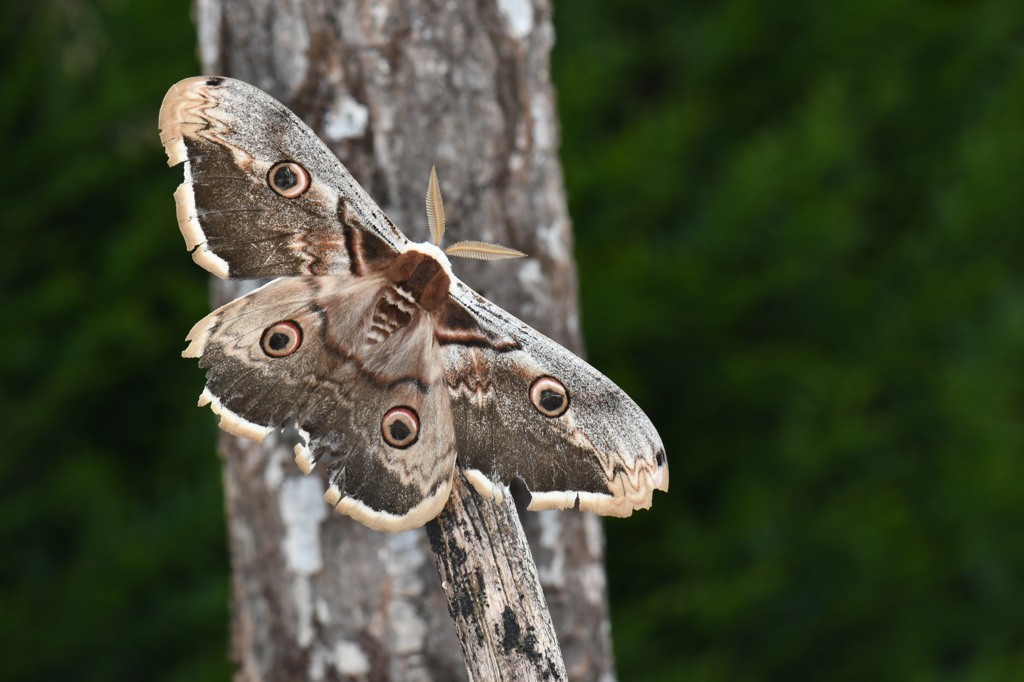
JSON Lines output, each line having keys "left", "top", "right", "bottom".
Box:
{"left": 439, "top": 285, "right": 668, "bottom": 518}
{"left": 184, "top": 275, "right": 457, "bottom": 532}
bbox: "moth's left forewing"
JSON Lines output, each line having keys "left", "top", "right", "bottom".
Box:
{"left": 159, "top": 76, "right": 406, "bottom": 279}
{"left": 441, "top": 284, "right": 668, "bottom": 518}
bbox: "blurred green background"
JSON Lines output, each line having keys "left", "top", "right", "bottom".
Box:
{"left": 3, "top": 1, "right": 1024, "bottom": 680}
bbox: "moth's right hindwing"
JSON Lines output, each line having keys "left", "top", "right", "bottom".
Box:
{"left": 439, "top": 286, "right": 668, "bottom": 518}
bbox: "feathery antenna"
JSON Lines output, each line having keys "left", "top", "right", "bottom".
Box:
{"left": 445, "top": 241, "right": 526, "bottom": 260}
{"left": 426, "top": 165, "right": 446, "bottom": 246}
{"left": 424, "top": 167, "right": 525, "bottom": 261}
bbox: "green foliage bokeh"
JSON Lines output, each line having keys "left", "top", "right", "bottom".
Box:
{"left": 3, "top": 1, "right": 1023, "bottom": 680}
{"left": 555, "top": 1, "right": 1024, "bottom": 680}
{"left": 0, "top": 3, "right": 226, "bottom": 680}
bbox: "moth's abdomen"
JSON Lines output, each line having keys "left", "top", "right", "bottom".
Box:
{"left": 366, "top": 287, "right": 416, "bottom": 345}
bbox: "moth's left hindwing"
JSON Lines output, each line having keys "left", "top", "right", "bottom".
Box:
{"left": 160, "top": 76, "right": 668, "bottom": 532}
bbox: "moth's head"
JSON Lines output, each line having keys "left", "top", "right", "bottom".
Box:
{"left": 402, "top": 240, "right": 454, "bottom": 279}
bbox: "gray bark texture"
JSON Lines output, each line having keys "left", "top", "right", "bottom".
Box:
{"left": 427, "top": 472, "right": 566, "bottom": 680}
{"left": 193, "top": 1, "right": 616, "bottom": 679}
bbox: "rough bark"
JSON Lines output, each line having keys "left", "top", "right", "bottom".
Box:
{"left": 194, "top": 1, "right": 615, "bottom": 679}
{"left": 427, "top": 472, "right": 565, "bottom": 680}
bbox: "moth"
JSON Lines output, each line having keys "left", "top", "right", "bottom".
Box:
{"left": 159, "top": 76, "right": 668, "bottom": 532}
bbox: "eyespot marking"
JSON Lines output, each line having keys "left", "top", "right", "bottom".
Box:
{"left": 268, "top": 161, "right": 310, "bottom": 198}
{"left": 382, "top": 406, "right": 419, "bottom": 449}
{"left": 261, "top": 320, "right": 303, "bottom": 357}
{"left": 529, "top": 376, "right": 569, "bottom": 418}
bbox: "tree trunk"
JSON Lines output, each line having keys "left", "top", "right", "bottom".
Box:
{"left": 194, "top": 1, "right": 615, "bottom": 679}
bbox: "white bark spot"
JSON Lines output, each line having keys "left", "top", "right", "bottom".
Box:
{"left": 516, "top": 259, "right": 547, "bottom": 322}
{"left": 271, "top": 3, "right": 311, "bottom": 90}
{"left": 567, "top": 310, "right": 581, "bottom": 342}
{"left": 381, "top": 532, "right": 428, "bottom": 656}
{"left": 334, "top": 640, "right": 371, "bottom": 676}
{"left": 531, "top": 98, "right": 554, "bottom": 151}
{"left": 279, "top": 476, "right": 328, "bottom": 574}
{"left": 195, "top": 0, "right": 222, "bottom": 73}
{"left": 535, "top": 510, "right": 566, "bottom": 588}
{"left": 537, "top": 218, "right": 569, "bottom": 264}
{"left": 583, "top": 512, "right": 604, "bottom": 557}
{"left": 293, "top": 575, "right": 315, "bottom": 647}
{"left": 388, "top": 600, "right": 428, "bottom": 654}
{"left": 369, "top": 3, "right": 389, "bottom": 31}
{"left": 315, "top": 597, "right": 332, "bottom": 624}
{"left": 279, "top": 478, "right": 327, "bottom": 650}
{"left": 580, "top": 562, "right": 607, "bottom": 606}
{"left": 517, "top": 258, "right": 544, "bottom": 293}
{"left": 324, "top": 95, "right": 369, "bottom": 141}
{"left": 263, "top": 435, "right": 286, "bottom": 490}
{"left": 308, "top": 647, "right": 326, "bottom": 681}
{"left": 383, "top": 530, "right": 427, "bottom": 587}
{"left": 496, "top": 0, "right": 534, "bottom": 39}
